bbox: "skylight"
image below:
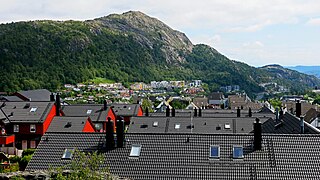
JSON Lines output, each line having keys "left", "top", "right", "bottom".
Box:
{"left": 86, "top": 110, "right": 92, "bottom": 115}
{"left": 209, "top": 145, "right": 220, "bottom": 159}
{"left": 224, "top": 123, "right": 231, "bottom": 129}
{"left": 130, "top": 144, "right": 141, "bottom": 157}
{"left": 153, "top": 121, "right": 158, "bottom": 127}
{"left": 61, "top": 148, "right": 75, "bottom": 159}
{"left": 233, "top": 146, "right": 244, "bottom": 159}
{"left": 30, "top": 107, "right": 37, "bottom": 112}
{"left": 174, "top": 124, "right": 180, "bottom": 129}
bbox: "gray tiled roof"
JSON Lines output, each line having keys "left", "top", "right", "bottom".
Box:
{"left": 61, "top": 104, "right": 110, "bottom": 122}
{"left": 0, "top": 96, "right": 23, "bottom": 101}
{"left": 110, "top": 103, "right": 141, "bottom": 116}
{"left": 27, "top": 132, "right": 320, "bottom": 179}
{"left": 46, "top": 116, "right": 91, "bottom": 132}
{"left": 0, "top": 101, "right": 54, "bottom": 123}
{"left": 16, "top": 89, "right": 51, "bottom": 101}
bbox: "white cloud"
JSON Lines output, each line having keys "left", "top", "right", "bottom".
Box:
{"left": 306, "top": 18, "right": 320, "bottom": 26}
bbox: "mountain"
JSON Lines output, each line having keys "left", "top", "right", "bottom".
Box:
{"left": 0, "top": 11, "right": 319, "bottom": 95}
{"left": 286, "top": 66, "right": 320, "bottom": 79}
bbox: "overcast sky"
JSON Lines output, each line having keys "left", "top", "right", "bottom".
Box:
{"left": 1, "top": 0, "right": 320, "bottom": 67}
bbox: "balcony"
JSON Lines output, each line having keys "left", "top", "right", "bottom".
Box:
{"left": 0, "top": 134, "right": 15, "bottom": 145}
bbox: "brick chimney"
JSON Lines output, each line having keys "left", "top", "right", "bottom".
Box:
{"left": 237, "top": 107, "right": 240, "bottom": 117}
{"left": 106, "top": 117, "right": 115, "bottom": 149}
{"left": 103, "top": 100, "right": 107, "bottom": 111}
{"left": 55, "top": 93, "right": 61, "bottom": 116}
{"left": 198, "top": 108, "right": 202, "bottom": 117}
{"left": 254, "top": 118, "right": 262, "bottom": 151}
{"left": 194, "top": 108, "right": 197, "bottom": 117}
{"left": 145, "top": 107, "right": 149, "bottom": 117}
{"left": 50, "top": 93, "right": 55, "bottom": 102}
{"left": 296, "top": 100, "right": 301, "bottom": 118}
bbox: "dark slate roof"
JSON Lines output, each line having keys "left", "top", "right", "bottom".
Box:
{"left": 61, "top": 104, "right": 110, "bottom": 122}
{"left": 0, "top": 96, "right": 23, "bottom": 101}
{"left": 304, "top": 108, "right": 320, "bottom": 123}
{"left": 46, "top": 116, "right": 91, "bottom": 133}
{"left": 0, "top": 102, "right": 54, "bottom": 123}
{"left": 16, "top": 89, "right": 51, "bottom": 101}
{"left": 27, "top": 132, "right": 320, "bottom": 179}
{"left": 110, "top": 104, "right": 141, "bottom": 116}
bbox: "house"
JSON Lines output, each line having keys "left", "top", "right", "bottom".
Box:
{"left": 110, "top": 104, "right": 143, "bottom": 124}
{"left": 192, "top": 97, "right": 208, "bottom": 108}
{"left": 61, "top": 103, "right": 116, "bottom": 132}
{"left": 27, "top": 130, "right": 320, "bottom": 179}
{"left": 13, "top": 89, "right": 52, "bottom": 102}
{"left": 46, "top": 116, "right": 96, "bottom": 133}
{"left": 0, "top": 101, "right": 58, "bottom": 150}
{"left": 208, "top": 92, "right": 226, "bottom": 107}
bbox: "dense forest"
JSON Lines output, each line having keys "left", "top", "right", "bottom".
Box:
{"left": 0, "top": 11, "right": 319, "bottom": 95}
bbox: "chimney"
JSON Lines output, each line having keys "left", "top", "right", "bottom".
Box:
{"left": 171, "top": 107, "right": 175, "bottom": 117}
{"left": 237, "top": 107, "right": 240, "bottom": 117}
{"left": 106, "top": 117, "right": 115, "bottom": 149}
{"left": 300, "top": 116, "right": 304, "bottom": 134}
{"left": 296, "top": 100, "right": 301, "bottom": 117}
{"left": 198, "top": 108, "right": 202, "bottom": 117}
{"left": 194, "top": 108, "right": 197, "bottom": 117}
{"left": 145, "top": 107, "right": 149, "bottom": 117}
{"left": 103, "top": 100, "right": 107, "bottom": 110}
{"left": 253, "top": 118, "right": 262, "bottom": 151}
{"left": 166, "top": 106, "right": 170, "bottom": 117}
{"left": 116, "top": 118, "right": 124, "bottom": 148}
{"left": 55, "top": 93, "right": 61, "bottom": 116}
{"left": 248, "top": 107, "right": 252, "bottom": 117}
{"left": 279, "top": 108, "right": 284, "bottom": 120}
{"left": 275, "top": 107, "right": 279, "bottom": 122}
{"left": 50, "top": 93, "right": 55, "bottom": 102}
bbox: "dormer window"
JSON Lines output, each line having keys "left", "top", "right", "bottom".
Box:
{"left": 209, "top": 145, "right": 220, "bottom": 159}
{"left": 30, "top": 107, "right": 37, "bottom": 112}
{"left": 130, "top": 144, "right": 141, "bottom": 157}
{"left": 13, "top": 125, "right": 19, "bottom": 132}
{"left": 233, "top": 145, "right": 244, "bottom": 159}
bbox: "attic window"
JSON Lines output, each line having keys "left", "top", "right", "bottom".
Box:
{"left": 153, "top": 121, "right": 158, "bottom": 127}
{"left": 209, "top": 145, "right": 220, "bottom": 159}
{"left": 30, "top": 107, "right": 37, "bottom": 112}
{"left": 233, "top": 146, "right": 244, "bottom": 159}
{"left": 224, "top": 123, "right": 231, "bottom": 129}
{"left": 61, "top": 148, "right": 75, "bottom": 159}
{"left": 130, "top": 144, "right": 141, "bottom": 157}
{"left": 86, "top": 110, "right": 92, "bottom": 115}
{"left": 174, "top": 124, "right": 181, "bottom": 129}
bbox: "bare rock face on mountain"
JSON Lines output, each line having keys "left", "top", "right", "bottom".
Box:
{"left": 91, "top": 11, "right": 193, "bottom": 64}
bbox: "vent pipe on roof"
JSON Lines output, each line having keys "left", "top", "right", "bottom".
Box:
{"left": 237, "top": 107, "right": 240, "bottom": 117}
{"left": 172, "top": 107, "right": 175, "bottom": 117}
{"left": 296, "top": 100, "right": 301, "bottom": 118}
{"left": 116, "top": 118, "right": 124, "bottom": 148}
{"left": 145, "top": 107, "right": 149, "bottom": 117}
{"left": 253, "top": 118, "right": 262, "bottom": 151}
{"left": 55, "top": 93, "right": 61, "bottom": 116}
{"left": 50, "top": 93, "right": 55, "bottom": 102}
{"left": 166, "top": 106, "right": 170, "bottom": 117}
{"left": 103, "top": 100, "right": 107, "bottom": 110}
{"left": 300, "top": 116, "right": 305, "bottom": 134}
{"left": 248, "top": 107, "right": 252, "bottom": 117}
{"left": 106, "top": 117, "right": 115, "bottom": 149}
{"left": 194, "top": 108, "right": 197, "bottom": 117}
{"left": 198, "top": 108, "right": 202, "bottom": 117}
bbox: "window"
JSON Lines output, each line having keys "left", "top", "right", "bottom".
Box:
{"left": 224, "top": 123, "right": 231, "bottom": 129}
{"left": 209, "top": 145, "right": 220, "bottom": 159}
{"left": 174, "top": 124, "right": 180, "bottom": 129}
{"left": 61, "top": 148, "right": 75, "bottom": 159}
{"left": 153, "top": 121, "right": 158, "bottom": 127}
{"left": 233, "top": 146, "right": 244, "bottom": 159}
{"left": 30, "top": 107, "right": 37, "bottom": 112}
{"left": 130, "top": 144, "right": 141, "bottom": 157}
{"left": 30, "top": 124, "right": 36, "bottom": 133}
{"left": 13, "top": 125, "right": 19, "bottom": 132}
{"left": 86, "top": 110, "right": 92, "bottom": 115}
